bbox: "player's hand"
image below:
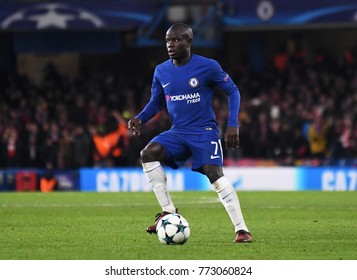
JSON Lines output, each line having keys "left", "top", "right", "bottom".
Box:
{"left": 128, "top": 118, "right": 142, "bottom": 135}
{"left": 224, "top": 126, "right": 240, "bottom": 149}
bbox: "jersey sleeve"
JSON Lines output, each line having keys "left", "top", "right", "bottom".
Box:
{"left": 210, "top": 59, "right": 241, "bottom": 128}
{"left": 135, "top": 68, "right": 166, "bottom": 124}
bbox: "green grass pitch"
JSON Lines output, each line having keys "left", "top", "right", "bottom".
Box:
{"left": 0, "top": 191, "right": 356, "bottom": 260}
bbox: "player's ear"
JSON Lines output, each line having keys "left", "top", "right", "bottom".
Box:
{"left": 186, "top": 38, "right": 192, "bottom": 47}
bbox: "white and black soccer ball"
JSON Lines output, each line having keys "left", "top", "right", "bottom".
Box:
{"left": 156, "top": 213, "right": 190, "bottom": 245}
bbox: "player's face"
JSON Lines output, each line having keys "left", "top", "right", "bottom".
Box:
{"left": 165, "top": 30, "right": 191, "bottom": 62}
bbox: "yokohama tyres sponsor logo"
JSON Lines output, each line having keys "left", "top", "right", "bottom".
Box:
{"left": 169, "top": 92, "right": 201, "bottom": 104}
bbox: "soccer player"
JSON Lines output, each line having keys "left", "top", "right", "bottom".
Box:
{"left": 128, "top": 23, "right": 253, "bottom": 243}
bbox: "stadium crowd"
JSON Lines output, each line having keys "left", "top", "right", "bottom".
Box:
{"left": 1, "top": 47, "right": 357, "bottom": 169}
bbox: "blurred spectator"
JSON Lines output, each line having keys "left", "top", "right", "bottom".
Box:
{"left": 72, "top": 125, "right": 93, "bottom": 168}
{"left": 57, "top": 129, "right": 73, "bottom": 169}
{"left": 40, "top": 138, "right": 58, "bottom": 169}
{"left": 267, "top": 119, "right": 284, "bottom": 159}
{"left": 92, "top": 111, "right": 128, "bottom": 167}
{"left": 307, "top": 113, "right": 329, "bottom": 159}
{"left": 1, "top": 124, "right": 21, "bottom": 167}
{"left": 22, "top": 121, "right": 42, "bottom": 167}
{"left": 251, "top": 113, "right": 270, "bottom": 158}
{"left": 40, "top": 169, "right": 58, "bottom": 192}
{"left": 291, "top": 126, "right": 310, "bottom": 159}
{"left": 333, "top": 116, "right": 355, "bottom": 160}
{"left": 70, "top": 94, "right": 88, "bottom": 125}
{"left": 274, "top": 45, "right": 289, "bottom": 74}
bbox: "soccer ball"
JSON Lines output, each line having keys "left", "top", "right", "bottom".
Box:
{"left": 156, "top": 213, "right": 190, "bottom": 245}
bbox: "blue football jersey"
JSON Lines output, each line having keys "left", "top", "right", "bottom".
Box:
{"left": 136, "top": 54, "right": 240, "bottom": 133}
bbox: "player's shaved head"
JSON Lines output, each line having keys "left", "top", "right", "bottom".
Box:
{"left": 165, "top": 23, "right": 193, "bottom": 65}
{"left": 167, "top": 23, "right": 193, "bottom": 41}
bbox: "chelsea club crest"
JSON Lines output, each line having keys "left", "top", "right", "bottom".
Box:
{"left": 188, "top": 77, "right": 199, "bottom": 88}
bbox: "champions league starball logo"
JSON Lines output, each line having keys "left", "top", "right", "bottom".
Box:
{"left": 1, "top": 2, "right": 105, "bottom": 30}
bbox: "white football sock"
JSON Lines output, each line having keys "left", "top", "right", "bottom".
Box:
{"left": 212, "top": 176, "right": 249, "bottom": 233}
{"left": 142, "top": 161, "right": 176, "bottom": 213}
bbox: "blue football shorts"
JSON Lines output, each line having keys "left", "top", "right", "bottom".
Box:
{"left": 149, "top": 128, "right": 223, "bottom": 173}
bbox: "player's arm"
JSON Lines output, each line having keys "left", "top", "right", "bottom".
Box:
{"left": 210, "top": 60, "right": 241, "bottom": 149}
{"left": 128, "top": 70, "right": 165, "bottom": 135}
{"left": 223, "top": 84, "right": 240, "bottom": 149}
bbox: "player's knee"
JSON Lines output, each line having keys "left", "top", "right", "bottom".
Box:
{"left": 203, "top": 165, "right": 224, "bottom": 183}
{"left": 140, "top": 147, "right": 152, "bottom": 162}
{"left": 140, "top": 142, "right": 165, "bottom": 162}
